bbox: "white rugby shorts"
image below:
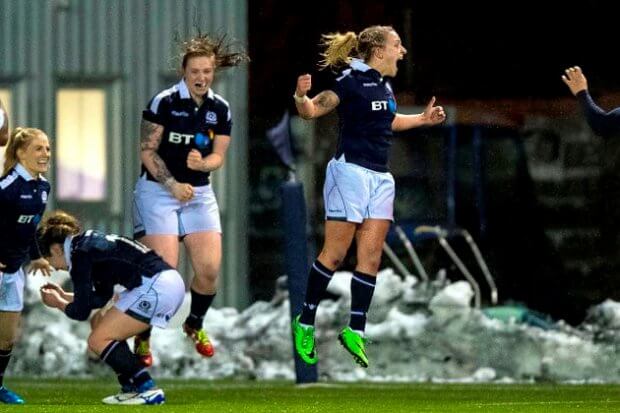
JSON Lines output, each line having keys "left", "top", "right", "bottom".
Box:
{"left": 133, "top": 177, "right": 221, "bottom": 238}
{"left": 114, "top": 269, "right": 185, "bottom": 328}
{"left": 323, "top": 158, "right": 395, "bottom": 223}
{"left": 0, "top": 268, "right": 25, "bottom": 312}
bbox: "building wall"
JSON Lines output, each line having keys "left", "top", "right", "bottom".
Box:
{"left": 0, "top": 0, "right": 249, "bottom": 308}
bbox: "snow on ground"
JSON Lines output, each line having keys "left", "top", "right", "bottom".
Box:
{"left": 9, "top": 268, "right": 620, "bottom": 382}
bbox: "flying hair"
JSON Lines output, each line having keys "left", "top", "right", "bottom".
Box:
{"left": 319, "top": 25, "right": 395, "bottom": 70}
{"left": 177, "top": 30, "right": 250, "bottom": 72}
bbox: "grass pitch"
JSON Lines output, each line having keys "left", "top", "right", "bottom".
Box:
{"left": 1, "top": 378, "right": 619, "bottom": 412}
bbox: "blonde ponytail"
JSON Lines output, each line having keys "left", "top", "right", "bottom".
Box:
{"left": 319, "top": 32, "right": 358, "bottom": 70}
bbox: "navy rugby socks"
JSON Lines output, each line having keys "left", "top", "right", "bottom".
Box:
{"left": 185, "top": 289, "right": 216, "bottom": 330}
{"left": 349, "top": 271, "right": 377, "bottom": 333}
{"left": 299, "top": 260, "right": 335, "bottom": 326}
{"left": 0, "top": 349, "right": 11, "bottom": 387}
{"left": 100, "top": 340, "right": 153, "bottom": 390}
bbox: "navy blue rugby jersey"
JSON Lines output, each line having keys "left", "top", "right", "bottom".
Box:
{"left": 63, "top": 230, "right": 173, "bottom": 321}
{"left": 332, "top": 59, "right": 397, "bottom": 172}
{"left": 0, "top": 164, "right": 50, "bottom": 273}
{"left": 142, "top": 79, "right": 232, "bottom": 186}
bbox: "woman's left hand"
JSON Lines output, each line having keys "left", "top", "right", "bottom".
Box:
{"left": 422, "top": 96, "right": 446, "bottom": 126}
{"left": 28, "top": 257, "right": 54, "bottom": 277}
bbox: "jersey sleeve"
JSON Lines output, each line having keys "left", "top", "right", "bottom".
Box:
{"left": 142, "top": 94, "right": 169, "bottom": 126}
{"left": 331, "top": 71, "right": 350, "bottom": 103}
{"left": 29, "top": 181, "right": 50, "bottom": 261}
{"left": 0, "top": 186, "right": 8, "bottom": 241}
{"left": 64, "top": 252, "right": 95, "bottom": 321}
{"left": 92, "top": 287, "right": 113, "bottom": 309}
{"left": 577, "top": 90, "right": 620, "bottom": 137}
{"left": 214, "top": 105, "right": 232, "bottom": 136}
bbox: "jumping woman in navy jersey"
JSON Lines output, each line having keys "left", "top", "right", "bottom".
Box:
{"left": 562, "top": 66, "right": 620, "bottom": 269}
{"left": 38, "top": 211, "right": 185, "bottom": 405}
{"left": 132, "top": 33, "right": 249, "bottom": 365}
{"left": 0, "top": 127, "right": 53, "bottom": 404}
{"left": 292, "top": 26, "right": 446, "bottom": 368}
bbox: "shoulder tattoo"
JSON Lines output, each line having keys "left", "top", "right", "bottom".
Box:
{"left": 316, "top": 91, "right": 338, "bottom": 109}
{"left": 140, "top": 120, "right": 163, "bottom": 151}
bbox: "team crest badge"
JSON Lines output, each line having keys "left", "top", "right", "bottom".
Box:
{"left": 41, "top": 191, "right": 48, "bottom": 203}
{"left": 205, "top": 111, "right": 218, "bottom": 124}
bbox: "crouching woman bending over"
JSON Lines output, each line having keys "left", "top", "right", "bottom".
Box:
{"left": 37, "top": 211, "right": 185, "bottom": 405}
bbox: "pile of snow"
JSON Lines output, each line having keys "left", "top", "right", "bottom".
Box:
{"left": 9, "top": 268, "right": 620, "bottom": 382}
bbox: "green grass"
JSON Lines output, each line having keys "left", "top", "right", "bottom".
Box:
{"left": 2, "top": 378, "right": 620, "bottom": 412}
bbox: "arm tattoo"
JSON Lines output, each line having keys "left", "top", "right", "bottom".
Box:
{"left": 139, "top": 119, "right": 162, "bottom": 150}
{"left": 316, "top": 91, "right": 335, "bottom": 109}
{"left": 139, "top": 119, "right": 175, "bottom": 186}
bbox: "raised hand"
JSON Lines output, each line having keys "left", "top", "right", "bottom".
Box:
{"left": 295, "top": 74, "right": 312, "bottom": 98}
{"left": 422, "top": 96, "right": 447, "bottom": 125}
{"left": 562, "top": 66, "right": 588, "bottom": 96}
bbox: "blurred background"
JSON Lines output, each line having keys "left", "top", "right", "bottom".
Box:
{"left": 2, "top": 0, "right": 620, "bottom": 324}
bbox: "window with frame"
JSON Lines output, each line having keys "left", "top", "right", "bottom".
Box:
{"left": 56, "top": 88, "right": 107, "bottom": 201}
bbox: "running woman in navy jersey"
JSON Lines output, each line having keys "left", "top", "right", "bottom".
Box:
{"left": 38, "top": 211, "right": 185, "bottom": 405}
{"left": 292, "top": 26, "right": 446, "bottom": 368}
{"left": 0, "top": 128, "right": 53, "bottom": 404}
{"left": 132, "top": 33, "right": 248, "bottom": 365}
{"left": 562, "top": 66, "right": 620, "bottom": 136}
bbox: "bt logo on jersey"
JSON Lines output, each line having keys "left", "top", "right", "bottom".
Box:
{"left": 169, "top": 132, "right": 194, "bottom": 145}
{"left": 371, "top": 100, "right": 388, "bottom": 111}
{"left": 17, "top": 215, "right": 36, "bottom": 224}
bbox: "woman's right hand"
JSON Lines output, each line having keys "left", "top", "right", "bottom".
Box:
{"left": 0, "top": 261, "right": 5, "bottom": 270}
{"left": 170, "top": 181, "right": 194, "bottom": 202}
{"left": 295, "top": 74, "right": 312, "bottom": 98}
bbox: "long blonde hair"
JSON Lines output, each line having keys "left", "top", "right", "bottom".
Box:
{"left": 2, "top": 127, "right": 49, "bottom": 176}
{"left": 319, "top": 25, "right": 395, "bottom": 70}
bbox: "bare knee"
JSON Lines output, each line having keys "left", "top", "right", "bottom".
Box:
{"left": 357, "top": 250, "right": 383, "bottom": 274}
{"left": 87, "top": 331, "right": 108, "bottom": 356}
{"left": 317, "top": 250, "right": 346, "bottom": 270}
{"left": 195, "top": 265, "right": 219, "bottom": 284}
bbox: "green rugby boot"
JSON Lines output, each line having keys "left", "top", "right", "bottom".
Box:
{"left": 292, "top": 315, "right": 318, "bottom": 365}
{"left": 338, "top": 327, "right": 369, "bottom": 368}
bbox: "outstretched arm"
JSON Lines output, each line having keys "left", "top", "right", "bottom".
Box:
{"left": 563, "top": 66, "right": 620, "bottom": 137}
{"left": 392, "top": 96, "right": 446, "bottom": 132}
{"left": 293, "top": 74, "right": 340, "bottom": 119}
